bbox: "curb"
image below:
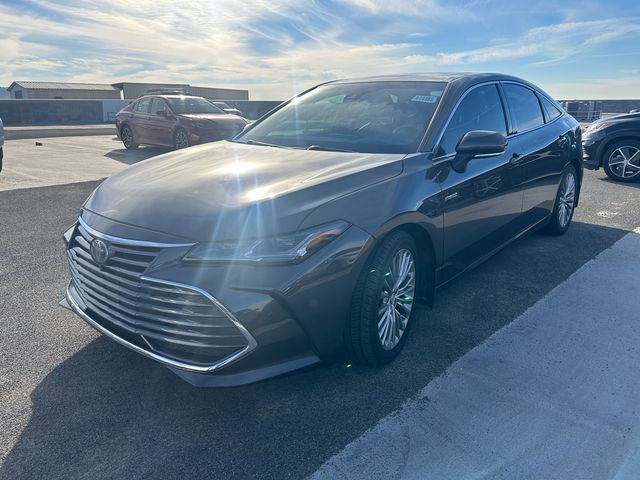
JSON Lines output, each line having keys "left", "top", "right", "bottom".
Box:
{"left": 5, "top": 125, "right": 117, "bottom": 140}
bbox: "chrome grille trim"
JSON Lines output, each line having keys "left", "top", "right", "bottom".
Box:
{"left": 66, "top": 220, "right": 258, "bottom": 372}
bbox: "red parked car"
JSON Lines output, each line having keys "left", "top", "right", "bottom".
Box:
{"left": 115, "top": 94, "right": 248, "bottom": 150}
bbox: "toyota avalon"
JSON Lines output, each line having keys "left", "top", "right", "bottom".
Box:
{"left": 61, "top": 73, "right": 582, "bottom": 386}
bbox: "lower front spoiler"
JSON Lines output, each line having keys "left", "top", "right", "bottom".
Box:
{"left": 59, "top": 282, "right": 320, "bottom": 387}
{"left": 167, "top": 355, "right": 320, "bottom": 387}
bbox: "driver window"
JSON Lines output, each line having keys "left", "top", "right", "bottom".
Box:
{"left": 437, "top": 84, "right": 507, "bottom": 157}
{"left": 150, "top": 98, "right": 167, "bottom": 116}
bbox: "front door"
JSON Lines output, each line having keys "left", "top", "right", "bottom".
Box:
{"left": 435, "top": 83, "right": 525, "bottom": 283}
{"left": 146, "top": 98, "right": 174, "bottom": 147}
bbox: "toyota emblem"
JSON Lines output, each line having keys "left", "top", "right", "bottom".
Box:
{"left": 90, "top": 238, "right": 111, "bottom": 265}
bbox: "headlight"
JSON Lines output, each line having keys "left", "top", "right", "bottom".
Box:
{"left": 183, "top": 221, "right": 350, "bottom": 264}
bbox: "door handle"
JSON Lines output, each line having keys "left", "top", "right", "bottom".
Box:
{"left": 509, "top": 153, "right": 523, "bottom": 165}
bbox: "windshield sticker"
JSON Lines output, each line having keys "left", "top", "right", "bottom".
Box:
{"left": 411, "top": 95, "right": 438, "bottom": 103}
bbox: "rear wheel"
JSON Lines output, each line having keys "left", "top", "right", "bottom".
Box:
{"left": 120, "top": 125, "right": 138, "bottom": 150}
{"left": 542, "top": 165, "right": 577, "bottom": 236}
{"left": 347, "top": 231, "right": 421, "bottom": 366}
{"left": 602, "top": 140, "right": 640, "bottom": 182}
{"left": 173, "top": 128, "right": 191, "bottom": 149}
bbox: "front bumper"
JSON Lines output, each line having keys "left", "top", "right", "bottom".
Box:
{"left": 582, "top": 134, "right": 603, "bottom": 170}
{"left": 61, "top": 215, "right": 372, "bottom": 386}
{"left": 189, "top": 125, "right": 245, "bottom": 145}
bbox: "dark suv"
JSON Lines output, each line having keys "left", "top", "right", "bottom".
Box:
{"left": 115, "top": 94, "right": 248, "bottom": 150}
{"left": 62, "top": 73, "right": 582, "bottom": 387}
{"left": 582, "top": 111, "right": 640, "bottom": 182}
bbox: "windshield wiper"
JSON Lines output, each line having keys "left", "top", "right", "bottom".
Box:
{"left": 240, "top": 139, "right": 292, "bottom": 149}
{"left": 306, "top": 145, "right": 355, "bottom": 153}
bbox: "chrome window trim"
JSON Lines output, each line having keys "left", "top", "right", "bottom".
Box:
{"left": 430, "top": 81, "right": 506, "bottom": 161}
{"left": 78, "top": 216, "right": 195, "bottom": 248}
{"left": 65, "top": 276, "right": 258, "bottom": 373}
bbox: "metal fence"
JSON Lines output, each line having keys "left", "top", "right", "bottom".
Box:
{"left": 0, "top": 99, "right": 284, "bottom": 126}
{"left": 559, "top": 100, "right": 640, "bottom": 122}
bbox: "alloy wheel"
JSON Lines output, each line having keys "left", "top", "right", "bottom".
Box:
{"left": 121, "top": 127, "right": 133, "bottom": 148}
{"left": 558, "top": 171, "right": 576, "bottom": 228}
{"left": 608, "top": 146, "right": 640, "bottom": 179}
{"left": 174, "top": 130, "right": 190, "bottom": 149}
{"left": 377, "top": 249, "right": 416, "bottom": 350}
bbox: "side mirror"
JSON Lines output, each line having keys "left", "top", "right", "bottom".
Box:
{"left": 451, "top": 130, "right": 507, "bottom": 172}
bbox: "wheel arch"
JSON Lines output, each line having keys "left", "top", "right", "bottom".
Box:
{"left": 366, "top": 221, "right": 438, "bottom": 308}
{"left": 597, "top": 133, "right": 640, "bottom": 166}
{"left": 119, "top": 121, "right": 132, "bottom": 134}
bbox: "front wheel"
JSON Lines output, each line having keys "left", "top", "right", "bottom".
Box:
{"left": 602, "top": 140, "right": 640, "bottom": 182}
{"left": 173, "top": 128, "right": 191, "bottom": 149}
{"left": 542, "top": 165, "right": 577, "bottom": 236}
{"left": 346, "top": 231, "right": 421, "bottom": 366}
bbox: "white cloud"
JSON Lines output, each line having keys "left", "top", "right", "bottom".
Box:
{"left": 543, "top": 76, "right": 640, "bottom": 100}
{"left": 0, "top": 2, "right": 638, "bottom": 98}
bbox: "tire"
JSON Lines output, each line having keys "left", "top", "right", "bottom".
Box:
{"left": 173, "top": 128, "right": 191, "bottom": 149}
{"left": 120, "top": 125, "right": 138, "bottom": 150}
{"left": 542, "top": 164, "right": 577, "bottom": 236}
{"left": 602, "top": 140, "right": 640, "bottom": 183}
{"left": 346, "top": 231, "right": 421, "bottom": 366}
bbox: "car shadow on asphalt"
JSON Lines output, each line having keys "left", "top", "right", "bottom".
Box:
{"left": 104, "top": 145, "right": 172, "bottom": 165}
{"left": 0, "top": 221, "right": 630, "bottom": 480}
{"left": 597, "top": 176, "right": 640, "bottom": 189}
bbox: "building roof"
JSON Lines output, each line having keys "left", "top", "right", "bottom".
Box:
{"left": 7, "top": 81, "right": 117, "bottom": 91}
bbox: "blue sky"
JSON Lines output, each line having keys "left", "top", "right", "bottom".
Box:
{"left": 1, "top": 0, "right": 639, "bottom": 99}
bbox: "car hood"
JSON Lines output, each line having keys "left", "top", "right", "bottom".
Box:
{"left": 599, "top": 112, "right": 640, "bottom": 123}
{"left": 84, "top": 141, "right": 404, "bottom": 241}
{"left": 178, "top": 113, "right": 246, "bottom": 124}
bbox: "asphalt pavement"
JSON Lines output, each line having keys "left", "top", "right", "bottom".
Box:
{"left": 1, "top": 137, "right": 639, "bottom": 479}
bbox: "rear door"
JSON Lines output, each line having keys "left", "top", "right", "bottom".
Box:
{"left": 130, "top": 97, "right": 152, "bottom": 144}
{"left": 437, "top": 83, "right": 525, "bottom": 281}
{"left": 502, "top": 83, "right": 569, "bottom": 224}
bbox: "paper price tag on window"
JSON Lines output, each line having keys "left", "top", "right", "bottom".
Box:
{"left": 411, "top": 95, "right": 438, "bottom": 103}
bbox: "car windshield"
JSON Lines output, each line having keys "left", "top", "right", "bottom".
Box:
{"left": 235, "top": 81, "right": 446, "bottom": 154}
{"left": 167, "top": 97, "right": 224, "bottom": 114}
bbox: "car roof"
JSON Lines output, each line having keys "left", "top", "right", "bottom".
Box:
{"left": 138, "top": 94, "right": 205, "bottom": 100}
{"left": 328, "top": 72, "right": 537, "bottom": 90}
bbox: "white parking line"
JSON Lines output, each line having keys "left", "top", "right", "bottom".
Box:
{"left": 312, "top": 229, "right": 640, "bottom": 480}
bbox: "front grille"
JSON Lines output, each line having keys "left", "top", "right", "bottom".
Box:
{"left": 67, "top": 221, "right": 251, "bottom": 367}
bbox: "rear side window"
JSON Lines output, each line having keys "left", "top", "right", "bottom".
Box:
{"left": 134, "top": 98, "right": 151, "bottom": 113}
{"left": 539, "top": 95, "right": 562, "bottom": 122}
{"left": 438, "top": 84, "right": 507, "bottom": 157}
{"left": 503, "top": 84, "right": 544, "bottom": 132}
